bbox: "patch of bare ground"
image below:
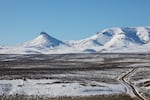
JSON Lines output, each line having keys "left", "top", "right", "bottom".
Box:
{"left": 137, "top": 81, "right": 150, "bottom": 87}
{"left": 144, "top": 94, "right": 150, "bottom": 100}
{"left": 143, "top": 81, "right": 150, "bottom": 87}
{"left": 0, "top": 94, "right": 134, "bottom": 100}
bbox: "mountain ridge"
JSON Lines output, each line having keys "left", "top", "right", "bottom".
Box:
{"left": 0, "top": 26, "right": 150, "bottom": 54}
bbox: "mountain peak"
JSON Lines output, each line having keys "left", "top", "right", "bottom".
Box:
{"left": 39, "top": 32, "right": 50, "bottom": 39}
{"left": 40, "top": 32, "right": 48, "bottom": 36}
{"left": 22, "top": 32, "right": 67, "bottom": 48}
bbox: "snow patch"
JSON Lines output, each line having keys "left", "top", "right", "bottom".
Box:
{"left": 0, "top": 79, "right": 126, "bottom": 97}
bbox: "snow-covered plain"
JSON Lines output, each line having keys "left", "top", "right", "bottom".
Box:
{"left": 0, "top": 53, "right": 149, "bottom": 97}
{"left": 0, "top": 79, "right": 126, "bottom": 97}
{"left": 0, "top": 26, "right": 150, "bottom": 54}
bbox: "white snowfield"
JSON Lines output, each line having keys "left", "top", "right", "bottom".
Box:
{"left": 0, "top": 79, "right": 126, "bottom": 97}
{"left": 0, "top": 26, "right": 150, "bottom": 54}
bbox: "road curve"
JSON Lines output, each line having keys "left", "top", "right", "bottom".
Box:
{"left": 119, "top": 68, "right": 146, "bottom": 100}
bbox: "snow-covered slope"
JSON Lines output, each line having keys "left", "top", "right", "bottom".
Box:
{"left": 0, "top": 26, "right": 150, "bottom": 54}
{"left": 22, "top": 32, "right": 67, "bottom": 48}
{"left": 102, "top": 26, "right": 150, "bottom": 52}
{"left": 74, "top": 26, "right": 150, "bottom": 52}
{"left": 0, "top": 32, "right": 69, "bottom": 54}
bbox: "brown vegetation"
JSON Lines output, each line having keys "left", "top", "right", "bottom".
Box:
{"left": 143, "top": 81, "right": 150, "bottom": 87}
{"left": 0, "top": 94, "right": 134, "bottom": 100}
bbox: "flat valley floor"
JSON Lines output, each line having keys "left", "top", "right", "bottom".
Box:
{"left": 0, "top": 53, "right": 150, "bottom": 100}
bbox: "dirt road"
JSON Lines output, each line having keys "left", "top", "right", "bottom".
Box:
{"left": 119, "top": 68, "right": 146, "bottom": 100}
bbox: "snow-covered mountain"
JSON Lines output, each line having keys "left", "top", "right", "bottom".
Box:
{"left": 0, "top": 26, "right": 150, "bottom": 54}
{"left": 0, "top": 32, "right": 69, "bottom": 54}
{"left": 22, "top": 32, "right": 68, "bottom": 48}
{"left": 74, "top": 26, "right": 150, "bottom": 52}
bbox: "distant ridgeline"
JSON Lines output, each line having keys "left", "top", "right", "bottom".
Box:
{"left": 0, "top": 26, "right": 150, "bottom": 54}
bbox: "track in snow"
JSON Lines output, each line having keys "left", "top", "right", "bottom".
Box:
{"left": 119, "top": 68, "right": 146, "bottom": 100}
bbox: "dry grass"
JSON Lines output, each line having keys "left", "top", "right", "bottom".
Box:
{"left": 0, "top": 94, "right": 134, "bottom": 100}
